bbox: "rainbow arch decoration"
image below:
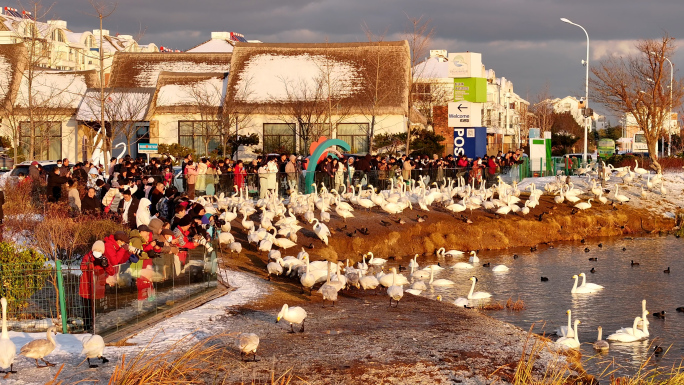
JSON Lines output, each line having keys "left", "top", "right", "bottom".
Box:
{"left": 305, "top": 138, "right": 350, "bottom": 194}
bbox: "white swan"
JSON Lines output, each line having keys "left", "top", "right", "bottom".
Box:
{"left": 637, "top": 299, "right": 649, "bottom": 328}
{"left": 0, "top": 298, "right": 16, "bottom": 374}
{"left": 299, "top": 257, "right": 316, "bottom": 293}
{"left": 410, "top": 279, "right": 427, "bottom": 291}
{"left": 556, "top": 320, "right": 581, "bottom": 349}
{"left": 82, "top": 334, "right": 108, "bottom": 368}
{"left": 318, "top": 262, "right": 339, "bottom": 307}
{"left": 593, "top": 327, "right": 609, "bottom": 351}
{"left": 614, "top": 185, "right": 629, "bottom": 204}
{"left": 492, "top": 265, "right": 509, "bottom": 272}
{"left": 379, "top": 268, "right": 408, "bottom": 287}
{"left": 466, "top": 276, "right": 492, "bottom": 300}
{"left": 387, "top": 268, "right": 404, "bottom": 307}
{"left": 20, "top": 326, "right": 58, "bottom": 367}
{"left": 454, "top": 297, "right": 469, "bottom": 307}
{"left": 237, "top": 333, "right": 260, "bottom": 361}
{"left": 571, "top": 275, "right": 599, "bottom": 294}
{"left": 634, "top": 159, "right": 648, "bottom": 176}
{"left": 574, "top": 198, "right": 593, "bottom": 211}
{"left": 276, "top": 304, "right": 307, "bottom": 333}
{"left": 619, "top": 307, "right": 650, "bottom": 337}
{"left": 579, "top": 273, "right": 604, "bottom": 291}
{"left": 312, "top": 218, "right": 330, "bottom": 245}
{"left": 555, "top": 310, "right": 575, "bottom": 338}
{"left": 367, "top": 252, "right": 387, "bottom": 266}
{"left": 359, "top": 270, "right": 380, "bottom": 290}
{"left": 468, "top": 251, "right": 479, "bottom": 263}
{"left": 451, "top": 262, "right": 474, "bottom": 269}
{"left": 429, "top": 266, "right": 455, "bottom": 286}
{"left": 607, "top": 317, "right": 645, "bottom": 342}
{"left": 437, "top": 247, "right": 465, "bottom": 257}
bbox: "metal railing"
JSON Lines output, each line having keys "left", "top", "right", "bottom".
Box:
{"left": 0, "top": 246, "right": 218, "bottom": 336}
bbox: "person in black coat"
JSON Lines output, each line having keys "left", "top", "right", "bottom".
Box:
{"left": 81, "top": 187, "right": 101, "bottom": 215}
{"left": 72, "top": 163, "right": 89, "bottom": 184}
{"left": 47, "top": 167, "right": 69, "bottom": 202}
{"left": 117, "top": 190, "right": 140, "bottom": 229}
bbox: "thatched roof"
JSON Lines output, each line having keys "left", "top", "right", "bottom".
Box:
{"left": 225, "top": 41, "right": 410, "bottom": 116}
{"left": 108, "top": 52, "right": 232, "bottom": 88}
{"left": 76, "top": 88, "right": 155, "bottom": 121}
{"left": 150, "top": 71, "right": 227, "bottom": 115}
{"left": 0, "top": 43, "right": 26, "bottom": 110}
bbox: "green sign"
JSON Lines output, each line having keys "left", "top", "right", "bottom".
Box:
{"left": 454, "top": 77, "right": 487, "bottom": 103}
{"left": 598, "top": 139, "right": 615, "bottom": 158}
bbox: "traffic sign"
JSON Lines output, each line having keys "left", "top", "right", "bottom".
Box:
{"left": 448, "top": 102, "right": 482, "bottom": 127}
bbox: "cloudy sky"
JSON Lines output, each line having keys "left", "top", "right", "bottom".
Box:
{"left": 44, "top": 0, "right": 684, "bottom": 122}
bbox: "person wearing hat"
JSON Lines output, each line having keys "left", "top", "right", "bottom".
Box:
{"left": 118, "top": 189, "right": 140, "bottom": 229}
{"left": 144, "top": 177, "right": 156, "bottom": 199}
{"left": 104, "top": 230, "right": 137, "bottom": 267}
{"left": 79, "top": 240, "right": 115, "bottom": 333}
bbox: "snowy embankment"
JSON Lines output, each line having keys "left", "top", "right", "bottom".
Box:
{"left": 3, "top": 269, "right": 269, "bottom": 384}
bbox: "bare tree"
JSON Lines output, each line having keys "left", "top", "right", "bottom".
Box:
{"left": 221, "top": 77, "right": 255, "bottom": 158}
{"left": 592, "top": 34, "right": 684, "bottom": 172}
{"left": 529, "top": 83, "right": 556, "bottom": 134}
{"left": 403, "top": 14, "right": 434, "bottom": 155}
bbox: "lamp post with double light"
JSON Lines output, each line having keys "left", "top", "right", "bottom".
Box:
{"left": 561, "top": 17, "right": 590, "bottom": 166}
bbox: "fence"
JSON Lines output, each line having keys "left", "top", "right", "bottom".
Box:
{"left": 0, "top": 246, "right": 218, "bottom": 336}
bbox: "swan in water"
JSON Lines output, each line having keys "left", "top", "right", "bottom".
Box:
{"left": 492, "top": 264, "right": 509, "bottom": 272}
{"left": 579, "top": 273, "right": 604, "bottom": 291}
{"left": 454, "top": 297, "right": 469, "bottom": 307}
{"left": 607, "top": 317, "right": 645, "bottom": 342}
{"left": 0, "top": 298, "right": 16, "bottom": 375}
{"left": 593, "top": 327, "right": 609, "bottom": 351}
{"left": 571, "top": 275, "right": 599, "bottom": 294}
{"left": 387, "top": 268, "right": 404, "bottom": 307}
{"left": 429, "top": 266, "right": 456, "bottom": 286}
{"left": 556, "top": 320, "right": 581, "bottom": 349}
{"left": 409, "top": 264, "right": 430, "bottom": 280}
{"left": 276, "top": 304, "right": 307, "bottom": 333}
{"left": 237, "top": 333, "right": 260, "bottom": 362}
{"left": 467, "top": 276, "right": 492, "bottom": 300}
{"left": 637, "top": 299, "right": 649, "bottom": 328}
{"left": 469, "top": 251, "right": 479, "bottom": 263}
{"left": 408, "top": 255, "right": 419, "bottom": 269}
{"left": 618, "top": 307, "right": 650, "bottom": 337}
{"left": 20, "top": 326, "right": 58, "bottom": 367}
{"left": 410, "top": 279, "right": 427, "bottom": 291}
{"left": 451, "top": 261, "right": 474, "bottom": 269}
{"left": 82, "top": 334, "right": 108, "bottom": 368}
{"left": 555, "top": 310, "right": 575, "bottom": 338}
{"left": 436, "top": 247, "right": 465, "bottom": 257}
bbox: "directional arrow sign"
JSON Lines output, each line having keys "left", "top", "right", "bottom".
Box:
{"left": 448, "top": 102, "right": 481, "bottom": 127}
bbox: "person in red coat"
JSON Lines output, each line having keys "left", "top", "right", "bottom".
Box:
{"left": 79, "top": 241, "right": 114, "bottom": 333}
{"left": 104, "top": 231, "right": 135, "bottom": 266}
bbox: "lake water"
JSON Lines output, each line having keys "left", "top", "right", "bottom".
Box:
{"left": 399, "top": 235, "right": 684, "bottom": 378}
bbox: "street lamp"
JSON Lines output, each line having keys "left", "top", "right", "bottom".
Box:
{"left": 561, "top": 17, "right": 590, "bottom": 166}
{"left": 650, "top": 51, "right": 674, "bottom": 156}
{"left": 504, "top": 92, "right": 511, "bottom": 152}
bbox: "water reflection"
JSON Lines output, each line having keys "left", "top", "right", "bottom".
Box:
{"left": 388, "top": 235, "right": 684, "bottom": 377}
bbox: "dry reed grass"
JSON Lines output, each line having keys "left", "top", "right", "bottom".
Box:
{"left": 506, "top": 297, "right": 527, "bottom": 311}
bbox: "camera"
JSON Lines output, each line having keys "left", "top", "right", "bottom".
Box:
{"left": 93, "top": 256, "right": 109, "bottom": 268}
{"left": 194, "top": 236, "right": 214, "bottom": 253}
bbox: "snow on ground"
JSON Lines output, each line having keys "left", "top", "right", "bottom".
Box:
{"left": 2, "top": 269, "right": 269, "bottom": 384}
{"left": 516, "top": 170, "right": 684, "bottom": 217}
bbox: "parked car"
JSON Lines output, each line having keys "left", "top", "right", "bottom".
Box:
{"left": 10, "top": 161, "right": 60, "bottom": 183}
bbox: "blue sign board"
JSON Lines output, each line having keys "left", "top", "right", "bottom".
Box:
{"left": 453, "top": 127, "right": 486, "bottom": 159}
{"left": 138, "top": 143, "right": 158, "bottom": 154}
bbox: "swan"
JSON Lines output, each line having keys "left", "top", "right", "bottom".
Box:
{"left": 410, "top": 264, "right": 430, "bottom": 280}
{"left": 571, "top": 275, "right": 599, "bottom": 294}
{"left": 387, "top": 268, "right": 404, "bottom": 307}
{"left": 574, "top": 199, "right": 593, "bottom": 211}
{"left": 229, "top": 242, "right": 242, "bottom": 254}
{"left": 0, "top": 298, "right": 16, "bottom": 375}
{"left": 312, "top": 218, "right": 330, "bottom": 245}
{"left": 579, "top": 273, "right": 603, "bottom": 291}
{"left": 593, "top": 327, "right": 609, "bottom": 351}
{"left": 237, "top": 333, "right": 259, "bottom": 362}
{"left": 367, "top": 252, "right": 387, "bottom": 266}
{"left": 466, "top": 276, "right": 492, "bottom": 300}
{"left": 318, "top": 262, "right": 339, "bottom": 307}
{"left": 660, "top": 181, "right": 667, "bottom": 195}
{"left": 276, "top": 304, "right": 307, "bottom": 333}
{"left": 410, "top": 279, "right": 427, "bottom": 291}
{"left": 379, "top": 268, "right": 408, "bottom": 287}
{"left": 492, "top": 265, "right": 509, "bottom": 272}
{"left": 619, "top": 308, "right": 650, "bottom": 337}
{"left": 454, "top": 297, "right": 469, "bottom": 307}
{"left": 20, "top": 326, "right": 58, "bottom": 367}
{"left": 405, "top": 289, "right": 423, "bottom": 296}
{"left": 266, "top": 257, "right": 284, "bottom": 280}
{"left": 554, "top": 186, "right": 565, "bottom": 204}
{"left": 218, "top": 232, "right": 235, "bottom": 245}
{"left": 436, "top": 247, "right": 465, "bottom": 257}
{"left": 428, "top": 266, "right": 455, "bottom": 286}
{"left": 634, "top": 159, "right": 648, "bottom": 176}
{"left": 241, "top": 213, "right": 255, "bottom": 232}
{"left": 607, "top": 317, "right": 644, "bottom": 342}
{"left": 408, "top": 255, "right": 419, "bottom": 269}
{"left": 469, "top": 251, "right": 479, "bottom": 263}
{"left": 451, "top": 262, "right": 474, "bottom": 269}
{"left": 299, "top": 257, "right": 316, "bottom": 293}
{"left": 556, "top": 320, "right": 581, "bottom": 349}
{"left": 359, "top": 270, "right": 380, "bottom": 290}
{"left": 422, "top": 264, "right": 444, "bottom": 271}
{"left": 335, "top": 206, "right": 355, "bottom": 222}
{"left": 614, "top": 185, "right": 629, "bottom": 204}
{"left": 555, "top": 310, "right": 575, "bottom": 338}
{"left": 82, "top": 334, "right": 108, "bottom": 368}
{"left": 638, "top": 299, "right": 649, "bottom": 328}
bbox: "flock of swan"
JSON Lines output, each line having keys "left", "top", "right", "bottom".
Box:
{"left": 0, "top": 297, "right": 108, "bottom": 377}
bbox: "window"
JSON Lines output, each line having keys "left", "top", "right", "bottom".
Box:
{"left": 337, "top": 123, "right": 369, "bottom": 154}
{"left": 263, "top": 123, "right": 295, "bottom": 154}
{"left": 178, "top": 121, "right": 220, "bottom": 156}
{"left": 19, "top": 122, "right": 62, "bottom": 160}
{"left": 300, "top": 123, "right": 326, "bottom": 155}
{"left": 52, "top": 29, "right": 65, "bottom": 43}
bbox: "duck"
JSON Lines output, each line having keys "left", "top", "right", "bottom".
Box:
{"left": 588, "top": 257, "right": 597, "bottom": 261}
{"left": 466, "top": 276, "right": 492, "bottom": 300}
{"left": 482, "top": 262, "right": 491, "bottom": 267}
{"left": 82, "top": 334, "right": 108, "bottom": 368}
{"left": 276, "top": 304, "right": 307, "bottom": 333}
{"left": 237, "top": 333, "right": 260, "bottom": 362}
{"left": 20, "top": 326, "right": 58, "bottom": 367}
{"left": 631, "top": 260, "right": 640, "bottom": 266}
{"left": 429, "top": 266, "right": 455, "bottom": 286}
{"left": 387, "top": 268, "right": 404, "bottom": 307}
{"left": 593, "top": 326, "right": 609, "bottom": 351}
{"left": 556, "top": 320, "right": 581, "bottom": 349}
{"left": 664, "top": 267, "right": 670, "bottom": 273}
{"left": 590, "top": 267, "right": 596, "bottom": 273}
{"left": 541, "top": 277, "right": 549, "bottom": 281}
{"left": 0, "top": 298, "right": 16, "bottom": 375}
{"left": 468, "top": 251, "right": 480, "bottom": 263}
{"left": 652, "top": 311, "right": 666, "bottom": 319}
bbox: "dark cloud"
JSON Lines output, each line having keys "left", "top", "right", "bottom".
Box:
{"left": 34, "top": 0, "right": 684, "bottom": 119}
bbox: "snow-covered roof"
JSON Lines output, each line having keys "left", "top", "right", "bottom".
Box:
{"left": 15, "top": 69, "right": 97, "bottom": 109}
{"left": 413, "top": 56, "right": 449, "bottom": 79}
{"left": 226, "top": 41, "right": 410, "bottom": 116}
{"left": 109, "top": 52, "right": 232, "bottom": 88}
{"left": 76, "top": 88, "right": 154, "bottom": 121}
{"left": 187, "top": 38, "right": 234, "bottom": 53}
{"left": 156, "top": 75, "right": 225, "bottom": 107}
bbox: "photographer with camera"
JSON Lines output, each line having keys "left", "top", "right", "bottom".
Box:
{"left": 79, "top": 240, "right": 115, "bottom": 333}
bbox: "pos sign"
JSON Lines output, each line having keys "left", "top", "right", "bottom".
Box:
{"left": 453, "top": 127, "right": 486, "bottom": 159}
